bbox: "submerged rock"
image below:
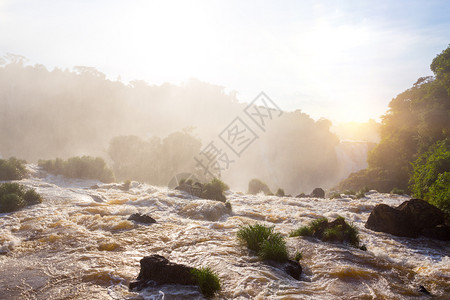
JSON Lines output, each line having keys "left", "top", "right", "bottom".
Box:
{"left": 396, "top": 199, "right": 445, "bottom": 229}
{"left": 129, "top": 255, "right": 195, "bottom": 290}
{"left": 365, "top": 199, "right": 448, "bottom": 239}
{"left": 128, "top": 213, "right": 156, "bottom": 224}
{"left": 267, "top": 259, "right": 302, "bottom": 280}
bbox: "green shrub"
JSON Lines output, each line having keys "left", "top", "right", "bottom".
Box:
{"left": 343, "top": 190, "right": 356, "bottom": 196}
{"left": 23, "top": 189, "right": 42, "bottom": 205}
{"left": 237, "top": 224, "right": 274, "bottom": 252}
{"left": 290, "top": 217, "right": 328, "bottom": 237}
{"left": 276, "top": 188, "right": 285, "bottom": 197}
{"left": 293, "top": 251, "right": 303, "bottom": 261}
{"left": 427, "top": 172, "right": 450, "bottom": 215}
{"left": 248, "top": 178, "right": 271, "bottom": 195}
{"left": 0, "top": 193, "right": 25, "bottom": 212}
{"left": 258, "top": 232, "right": 289, "bottom": 261}
{"left": 202, "top": 178, "right": 229, "bottom": 202}
{"left": 0, "top": 157, "right": 28, "bottom": 180}
{"left": 237, "top": 223, "right": 290, "bottom": 262}
{"left": 289, "top": 226, "right": 313, "bottom": 237}
{"left": 191, "top": 267, "right": 221, "bottom": 298}
{"left": 290, "top": 216, "right": 360, "bottom": 247}
{"left": 0, "top": 182, "right": 42, "bottom": 213}
{"left": 329, "top": 192, "right": 341, "bottom": 199}
{"left": 390, "top": 187, "right": 405, "bottom": 195}
{"left": 39, "top": 156, "right": 115, "bottom": 183}
{"left": 410, "top": 140, "right": 449, "bottom": 214}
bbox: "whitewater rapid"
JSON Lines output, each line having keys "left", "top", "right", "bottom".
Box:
{"left": 0, "top": 165, "right": 448, "bottom": 299}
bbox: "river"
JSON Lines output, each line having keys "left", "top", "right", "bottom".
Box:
{"left": 0, "top": 165, "right": 448, "bottom": 299}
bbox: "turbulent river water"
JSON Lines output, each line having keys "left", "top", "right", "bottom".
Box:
{"left": 0, "top": 165, "right": 449, "bottom": 299}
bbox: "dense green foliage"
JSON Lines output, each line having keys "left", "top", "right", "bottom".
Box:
{"left": 0, "top": 182, "right": 42, "bottom": 213}
{"left": 338, "top": 46, "right": 450, "bottom": 203}
{"left": 39, "top": 156, "right": 115, "bottom": 183}
{"left": 411, "top": 139, "right": 450, "bottom": 214}
{"left": 290, "top": 216, "right": 360, "bottom": 247}
{"left": 191, "top": 267, "right": 221, "bottom": 298}
{"left": 237, "top": 224, "right": 289, "bottom": 261}
{"left": 0, "top": 157, "right": 28, "bottom": 180}
{"left": 248, "top": 178, "right": 272, "bottom": 195}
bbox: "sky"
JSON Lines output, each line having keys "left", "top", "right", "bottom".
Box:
{"left": 1, "top": 0, "right": 449, "bottom": 122}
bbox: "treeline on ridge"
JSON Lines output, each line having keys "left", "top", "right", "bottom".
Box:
{"left": 338, "top": 45, "right": 450, "bottom": 214}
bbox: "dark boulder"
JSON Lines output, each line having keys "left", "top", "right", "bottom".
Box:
{"left": 422, "top": 225, "right": 450, "bottom": 241}
{"left": 267, "top": 259, "right": 302, "bottom": 280}
{"left": 396, "top": 199, "right": 445, "bottom": 230}
{"left": 128, "top": 213, "right": 156, "bottom": 224}
{"left": 365, "top": 199, "right": 447, "bottom": 239}
{"left": 310, "top": 188, "right": 325, "bottom": 198}
{"left": 365, "top": 204, "right": 416, "bottom": 237}
{"left": 129, "top": 255, "right": 195, "bottom": 290}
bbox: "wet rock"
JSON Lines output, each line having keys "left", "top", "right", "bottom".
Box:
{"left": 266, "top": 259, "right": 302, "bottom": 280}
{"left": 310, "top": 188, "right": 325, "bottom": 198}
{"left": 421, "top": 225, "right": 450, "bottom": 241}
{"left": 175, "top": 183, "right": 203, "bottom": 198}
{"left": 129, "top": 255, "right": 195, "bottom": 291}
{"left": 128, "top": 213, "right": 156, "bottom": 224}
{"left": 365, "top": 199, "right": 447, "bottom": 239}
{"left": 396, "top": 199, "right": 445, "bottom": 230}
{"left": 365, "top": 204, "right": 415, "bottom": 237}
{"left": 418, "top": 285, "right": 431, "bottom": 295}
{"left": 296, "top": 193, "right": 307, "bottom": 198}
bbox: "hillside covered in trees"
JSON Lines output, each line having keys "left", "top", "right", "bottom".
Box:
{"left": 339, "top": 45, "right": 450, "bottom": 214}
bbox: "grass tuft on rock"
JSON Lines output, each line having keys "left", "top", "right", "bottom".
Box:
{"left": 237, "top": 223, "right": 275, "bottom": 252}
{"left": 191, "top": 267, "right": 221, "bottom": 298}
{"left": 237, "top": 223, "right": 290, "bottom": 262}
{"left": 290, "top": 216, "right": 360, "bottom": 247}
{"left": 258, "top": 232, "right": 289, "bottom": 261}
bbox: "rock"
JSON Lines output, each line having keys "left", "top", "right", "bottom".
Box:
{"left": 267, "top": 259, "right": 302, "bottom": 280}
{"left": 422, "top": 225, "right": 450, "bottom": 241}
{"left": 248, "top": 179, "right": 271, "bottom": 195}
{"left": 175, "top": 183, "right": 203, "bottom": 198}
{"left": 128, "top": 213, "right": 156, "bottom": 224}
{"left": 418, "top": 285, "right": 431, "bottom": 295}
{"left": 296, "top": 193, "right": 307, "bottom": 198}
{"left": 396, "top": 199, "right": 445, "bottom": 230}
{"left": 310, "top": 188, "right": 325, "bottom": 198}
{"left": 129, "top": 255, "right": 195, "bottom": 291}
{"left": 365, "top": 204, "right": 416, "bottom": 237}
{"left": 365, "top": 199, "right": 447, "bottom": 239}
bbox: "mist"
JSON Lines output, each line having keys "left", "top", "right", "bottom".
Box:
{"left": 0, "top": 55, "right": 371, "bottom": 194}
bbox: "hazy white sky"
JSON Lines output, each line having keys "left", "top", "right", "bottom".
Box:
{"left": 1, "top": 0, "right": 449, "bottom": 122}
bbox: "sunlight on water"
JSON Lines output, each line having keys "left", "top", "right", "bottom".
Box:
{"left": 0, "top": 167, "right": 449, "bottom": 299}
